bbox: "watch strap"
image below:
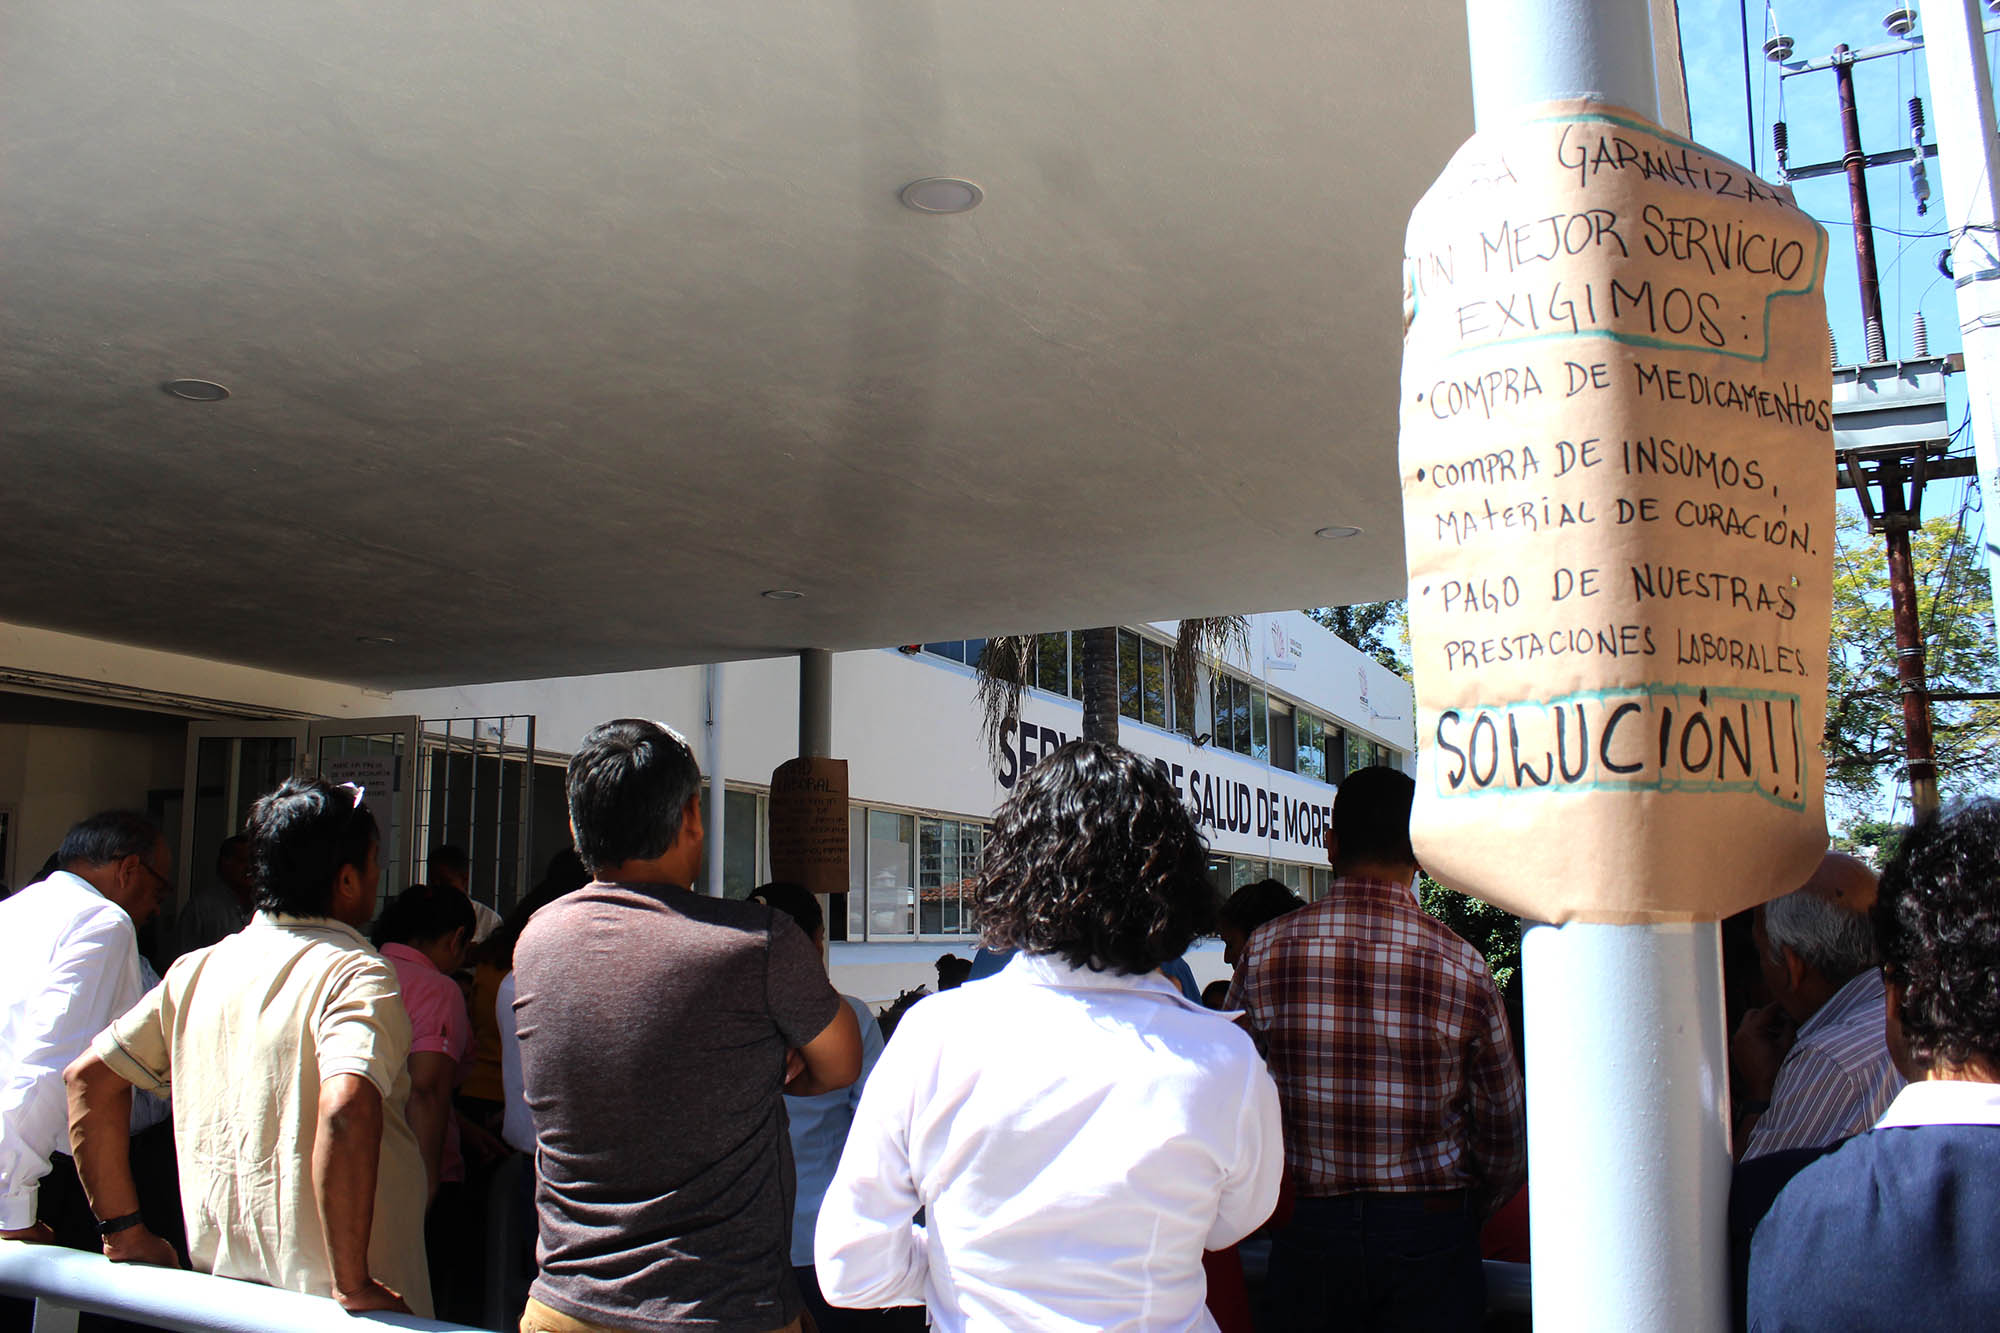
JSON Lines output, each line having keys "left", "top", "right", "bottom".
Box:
{"left": 95, "top": 1211, "right": 144, "bottom": 1237}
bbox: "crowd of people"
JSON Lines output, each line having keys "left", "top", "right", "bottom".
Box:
{"left": 0, "top": 715, "right": 1996, "bottom": 1332}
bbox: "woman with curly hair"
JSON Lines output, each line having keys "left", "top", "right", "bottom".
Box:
{"left": 815, "top": 740, "right": 1282, "bottom": 1331}
{"left": 1748, "top": 800, "right": 2000, "bottom": 1329}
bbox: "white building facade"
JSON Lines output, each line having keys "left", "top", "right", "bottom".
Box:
{"left": 390, "top": 610, "right": 1416, "bottom": 1000}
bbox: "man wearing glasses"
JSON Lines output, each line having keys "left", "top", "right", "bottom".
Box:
{"left": 0, "top": 811, "right": 172, "bottom": 1250}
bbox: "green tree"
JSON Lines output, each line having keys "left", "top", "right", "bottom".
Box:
{"left": 1826, "top": 506, "right": 2000, "bottom": 817}
{"left": 1418, "top": 874, "right": 1519, "bottom": 991}
{"left": 1829, "top": 815, "right": 1911, "bottom": 867}
{"left": 972, "top": 618, "right": 1248, "bottom": 771}
{"left": 1306, "top": 601, "right": 1410, "bottom": 675}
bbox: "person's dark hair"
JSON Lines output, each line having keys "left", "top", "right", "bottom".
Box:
{"left": 748, "top": 881, "right": 824, "bottom": 942}
{"left": 247, "top": 777, "right": 379, "bottom": 917}
{"left": 974, "top": 740, "right": 1213, "bottom": 975}
{"left": 1332, "top": 765, "right": 1417, "bottom": 870}
{"left": 57, "top": 811, "right": 162, "bottom": 871}
{"left": 478, "top": 848, "right": 592, "bottom": 972}
{"left": 372, "top": 882, "right": 477, "bottom": 950}
{"left": 429, "top": 844, "right": 469, "bottom": 877}
{"left": 566, "top": 719, "right": 703, "bottom": 875}
{"left": 1201, "top": 978, "right": 1232, "bottom": 1010}
{"left": 1221, "top": 878, "right": 1306, "bottom": 936}
{"left": 935, "top": 953, "right": 972, "bottom": 990}
{"left": 1875, "top": 799, "right": 2000, "bottom": 1071}
{"left": 875, "top": 985, "right": 929, "bottom": 1043}
{"left": 215, "top": 834, "right": 250, "bottom": 873}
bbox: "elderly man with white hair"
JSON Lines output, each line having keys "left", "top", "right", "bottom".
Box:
{"left": 1733, "top": 852, "right": 1905, "bottom": 1160}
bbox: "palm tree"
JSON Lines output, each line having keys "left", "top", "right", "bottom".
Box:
{"left": 972, "top": 618, "right": 1248, "bottom": 773}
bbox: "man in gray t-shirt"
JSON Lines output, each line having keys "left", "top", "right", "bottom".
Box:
{"left": 516, "top": 719, "right": 862, "bottom": 1333}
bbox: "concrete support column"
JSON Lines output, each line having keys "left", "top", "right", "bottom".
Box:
{"left": 1463, "top": 5, "right": 1732, "bottom": 1330}
{"left": 800, "top": 649, "right": 834, "bottom": 758}
{"left": 703, "top": 663, "right": 724, "bottom": 897}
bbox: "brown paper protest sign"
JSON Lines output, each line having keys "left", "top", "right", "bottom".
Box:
{"left": 769, "top": 756, "right": 850, "bottom": 898}
{"left": 1399, "top": 100, "right": 1833, "bottom": 923}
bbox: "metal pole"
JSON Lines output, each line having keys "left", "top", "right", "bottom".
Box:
{"left": 1834, "top": 46, "right": 1890, "bottom": 363}
{"left": 1464, "top": 4, "right": 1732, "bottom": 1330}
{"left": 1520, "top": 924, "right": 1731, "bottom": 1328}
{"left": 800, "top": 650, "right": 834, "bottom": 758}
{"left": 1917, "top": 0, "right": 2000, "bottom": 645}
{"left": 703, "top": 663, "right": 726, "bottom": 896}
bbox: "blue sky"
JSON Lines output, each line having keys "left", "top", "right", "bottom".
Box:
{"left": 1678, "top": 1, "right": 1967, "bottom": 372}
{"left": 1677, "top": 3, "right": 1992, "bottom": 823}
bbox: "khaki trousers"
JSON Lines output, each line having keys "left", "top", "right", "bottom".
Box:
{"left": 521, "top": 1295, "right": 808, "bottom": 1333}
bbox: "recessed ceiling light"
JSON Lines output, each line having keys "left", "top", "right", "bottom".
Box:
{"left": 899, "top": 178, "right": 983, "bottom": 214}
{"left": 761, "top": 589, "right": 806, "bottom": 601}
{"left": 162, "top": 379, "right": 229, "bottom": 402}
{"left": 355, "top": 634, "right": 398, "bottom": 646}
{"left": 1314, "top": 525, "right": 1363, "bottom": 540}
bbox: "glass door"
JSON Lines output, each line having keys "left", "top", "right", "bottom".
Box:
{"left": 308, "top": 716, "right": 421, "bottom": 919}
{"left": 176, "top": 721, "right": 310, "bottom": 920}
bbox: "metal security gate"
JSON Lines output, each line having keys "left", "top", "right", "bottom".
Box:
{"left": 416, "top": 716, "right": 541, "bottom": 919}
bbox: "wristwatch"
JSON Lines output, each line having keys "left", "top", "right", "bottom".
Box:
{"left": 95, "top": 1211, "right": 144, "bottom": 1237}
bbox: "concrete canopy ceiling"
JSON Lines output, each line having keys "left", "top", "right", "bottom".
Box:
{"left": 1, "top": 0, "right": 1473, "bottom": 688}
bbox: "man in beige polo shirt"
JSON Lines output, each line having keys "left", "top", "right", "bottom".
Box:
{"left": 62, "top": 778, "right": 430, "bottom": 1316}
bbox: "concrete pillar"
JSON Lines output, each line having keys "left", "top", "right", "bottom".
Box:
{"left": 800, "top": 650, "right": 834, "bottom": 758}
{"left": 703, "top": 663, "right": 724, "bottom": 897}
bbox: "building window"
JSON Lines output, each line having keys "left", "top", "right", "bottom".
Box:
{"left": 1118, "top": 629, "right": 1144, "bottom": 721}
{"left": 848, "top": 805, "right": 986, "bottom": 940}
{"left": 1205, "top": 675, "right": 1267, "bottom": 759}
{"left": 919, "top": 817, "right": 984, "bottom": 936}
{"left": 866, "top": 810, "right": 916, "bottom": 938}
{"left": 922, "top": 639, "right": 965, "bottom": 663}
{"left": 1036, "top": 632, "right": 1070, "bottom": 696}
{"left": 1296, "top": 711, "right": 1325, "bottom": 782}
{"left": 1141, "top": 638, "right": 1169, "bottom": 730}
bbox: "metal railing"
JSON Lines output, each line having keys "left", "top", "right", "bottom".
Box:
{"left": 0, "top": 1241, "right": 487, "bottom": 1333}
{"left": 3, "top": 1239, "right": 1532, "bottom": 1330}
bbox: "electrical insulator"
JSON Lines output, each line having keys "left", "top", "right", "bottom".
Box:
{"left": 1884, "top": 8, "right": 1918, "bottom": 37}
{"left": 1829, "top": 326, "right": 1840, "bottom": 371}
{"left": 1913, "top": 311, "right": 1930, "bottom": 358}
{"left": 1764, "top": 34, "right": 1795, "bottom": 63}
{"left": 1773, "top": 120, "right": 1791, "bottom": 178}
{"left": 1910, "top": 96, "right": 1932, "bottom": 215}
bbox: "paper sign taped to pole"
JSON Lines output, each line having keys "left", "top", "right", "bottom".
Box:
{"left": 769, "top": 756, "right": 850, "bottom": 899}
{"left": 1400, "top": 101, "right": 1833, "bottom": 923}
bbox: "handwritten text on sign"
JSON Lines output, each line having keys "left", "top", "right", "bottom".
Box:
{"left": 1400, "top": 103, "right": 1833, "bottom": 923}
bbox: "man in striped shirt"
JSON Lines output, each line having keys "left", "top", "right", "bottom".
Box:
{"left": 1229, "top": 766, "right": 1524, "bottom": 1332}
{"left": 1734, "top": 852, "right": 1904, "bottom": 1160}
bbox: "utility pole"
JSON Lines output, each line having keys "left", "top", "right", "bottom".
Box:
{"left": 1918, "top": 0, "right": 2000, "bottom": 643}
{"left": 1835, "top": 46, "right": 1890, "bottom": 363}
{"left": 1837, "top": 42, "right": 1941, "bottom": 821}
{"left": 1775, "top": 30, "right": 1950, "bottom": 820}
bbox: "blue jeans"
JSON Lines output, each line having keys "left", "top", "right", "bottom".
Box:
{"left": 1268, "top": 1193, "right": 1486, "bottom": 1333}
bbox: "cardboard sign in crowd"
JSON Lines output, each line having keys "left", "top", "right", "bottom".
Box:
{"left": 1400, "top": 100, "right": 1833, "bottom": 923}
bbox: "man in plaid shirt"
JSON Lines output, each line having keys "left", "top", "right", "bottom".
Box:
{"left": 1228, "top": 766, "right": 1524, "bottom": 1331}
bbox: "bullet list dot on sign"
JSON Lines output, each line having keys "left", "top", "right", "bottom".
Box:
{"left": 1416, "top": 468, "right": 1426, "bottom": 481}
